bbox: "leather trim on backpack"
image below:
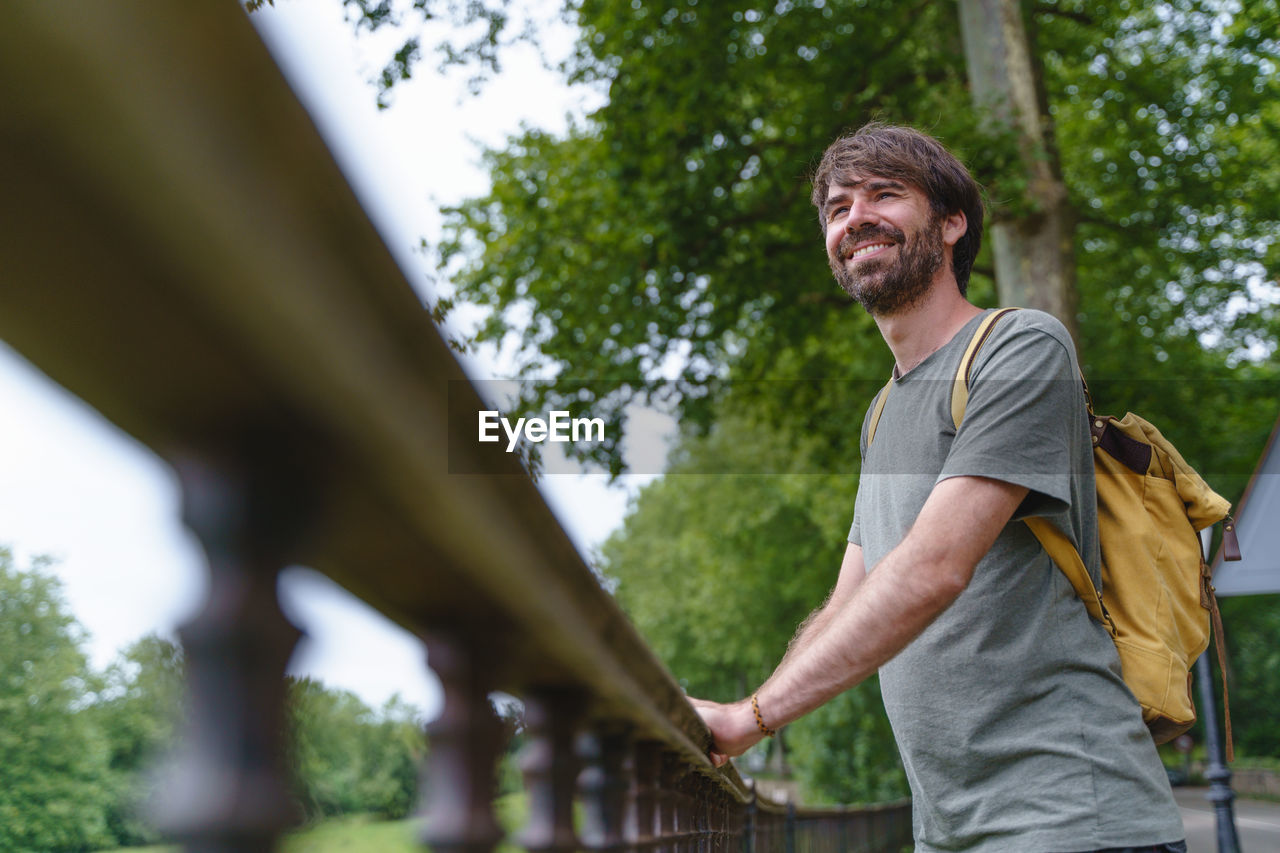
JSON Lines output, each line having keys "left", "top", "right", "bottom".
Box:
{"left": 1094, "top": 418, "right": 1153, "bottom": 475}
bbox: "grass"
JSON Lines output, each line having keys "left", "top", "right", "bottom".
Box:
{"left": 280, "top": 814, "right": 424, "bottom": 852}
{"left": 96, "top": 794, "right": 528, "bottom": 853}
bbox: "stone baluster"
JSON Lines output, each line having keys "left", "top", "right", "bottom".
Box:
{"left": 742, "top": 784, "right": 757, "bottom": 853}
{"left": 656, "top": 753, "right": 686, "bottom": 852}
{"left": 419, "top": 632, "right": 505, "bottom": 853}
{"left": 673, "top": 764, "right": 693, "bottom": 853}
{"left": 580, "top": 727, "right": 631, "bottom": 850}
{"left": 731, "top": 795, "right": 747, "bottom": 852}
{"left": 711, "top": 783, "right": 731, "bottom": 852}
{"left": 693, "top": 775, "right": 710, "bottom": 853}
{"left": 518, "top": 688, "right": 584, "bottom": 852}
{"left": 625, "top": 740, "right": 662, "bottom": 851}
{"left": 151, "top": 447, "right": 314, "bottom": 852}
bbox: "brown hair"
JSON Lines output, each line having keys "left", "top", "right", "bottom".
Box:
{"left": 811, "top": 122, "right": 984, "bottom": 294}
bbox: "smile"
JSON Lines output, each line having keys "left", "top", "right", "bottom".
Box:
{"left": 848, "top": 242, "right": 893, "bottom": 260}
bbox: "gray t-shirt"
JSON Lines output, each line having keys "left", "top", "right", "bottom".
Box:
{"left": 849, "top": 309, "right": 1183, "bottom": 852}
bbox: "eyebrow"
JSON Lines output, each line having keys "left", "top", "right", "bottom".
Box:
{"left": 827, "top": 178, "right": 908, "bottom": 204}
{"left": 864, "top": 179, "right": 908, "bottom": 193}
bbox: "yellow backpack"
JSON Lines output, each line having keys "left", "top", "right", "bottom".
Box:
{"left": 866, "top": 308, "right": 1242, "bottom": 754}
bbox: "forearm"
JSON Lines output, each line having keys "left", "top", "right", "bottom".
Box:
{"left": 753, "top": 476, "right": 1027, "bottom": 732}
{"left": 695, "top": 477, "right": 1025, "bottom": 762}
{"left": 694, "top": 533, "right": 961, "bottom": 761}
{"left": 756, "top": 534, "right": 964, "bottom": 727}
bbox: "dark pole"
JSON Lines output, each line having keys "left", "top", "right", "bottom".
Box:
{"left": 1196, "top": 654, "right": 1241, "bottom": 853}
{"left": 1197, "top": 530, "right": 1241, "bottom": 853}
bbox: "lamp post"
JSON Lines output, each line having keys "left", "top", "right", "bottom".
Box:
{"left": 1198, "top": 529, "right": 1241, "bottom": 853}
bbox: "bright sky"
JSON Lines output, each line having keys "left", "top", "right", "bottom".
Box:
{"left": 0, "top": 2, "right": 651, "bottom": 717}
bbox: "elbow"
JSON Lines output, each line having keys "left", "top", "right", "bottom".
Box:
{"left": 915, "top": 549, "right": 975, "bottom": 607}
{"left": 932, "top": 563, "right": 973, "bottom": 602}
{"left": 895, "top": 529, "right": 980, "bottom": 609}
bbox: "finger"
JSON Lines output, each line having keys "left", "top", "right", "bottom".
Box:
{"left": 710, "top": 751, "right": 728, "bottom": 767}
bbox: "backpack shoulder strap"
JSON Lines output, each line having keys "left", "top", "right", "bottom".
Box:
{"left": 1025, "top": 516, "right": 1113, "bottom": 633}
{"left": 865, "top": 378, "right": 893, "bottom": 446}
{"left": 950, "top": 307, "right": 1020, "bottom": 429}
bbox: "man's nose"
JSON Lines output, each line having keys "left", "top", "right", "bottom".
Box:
{"left": 846, "top": 198, "right": 880, "bottom": 231}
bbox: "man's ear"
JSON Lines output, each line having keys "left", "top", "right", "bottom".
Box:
{"left": 941, "top": 210, "right": 967, "bottom": 248}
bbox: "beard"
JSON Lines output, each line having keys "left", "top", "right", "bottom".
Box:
{"left": 829, "top": 215, "right": 946, "bottom": 317}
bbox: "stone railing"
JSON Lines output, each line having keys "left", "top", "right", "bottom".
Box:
{"left": 0, "top": 4, "right": 911, "bottom": 851}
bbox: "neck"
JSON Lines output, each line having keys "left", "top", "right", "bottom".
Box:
{"left": 874, "top": 279, "right": 981, "bottom": 377}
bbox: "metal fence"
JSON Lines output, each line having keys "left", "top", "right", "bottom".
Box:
{"left": 0, "top": 4, "right": 912, "bottom": 851}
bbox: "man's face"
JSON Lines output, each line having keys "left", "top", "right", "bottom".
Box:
{"left": 823, "top": 176, "right": 946, "bottom": 316}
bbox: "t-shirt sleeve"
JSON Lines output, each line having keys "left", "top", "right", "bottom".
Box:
{"left": 937, "top": 319, "right": 1087, "bottom": 520}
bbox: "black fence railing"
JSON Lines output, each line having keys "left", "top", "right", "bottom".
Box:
{"left": 0, "top": 5, "right": 912, "bottom": 851}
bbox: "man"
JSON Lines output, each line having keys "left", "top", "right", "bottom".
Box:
{"left": 691, "top": 123, "right": 1186, "bottom": 852}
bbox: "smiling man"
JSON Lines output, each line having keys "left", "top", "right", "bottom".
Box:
{"left": 690, "top": 124, "right": 1185, "bottom": 853}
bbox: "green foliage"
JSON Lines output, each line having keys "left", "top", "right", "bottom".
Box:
{"left": 602, "top": 409, "right": 853, "bottom": 700}
{"left": 1219, "top": 593, "right": 1280, "bottom": 758}
{"left": 436, "top": 0, "right": 1006, "bottom": 474}
{"left": 245, "top": 0, "right": 520, "bottom": 106}
{"left": 1038, "top": 0, "right": 1280, "bottom": 493}
{"left": 1044, "top": 0, "right": 1280, "bottom": 366}
{"left": 0, "top": 548, "right": 113, "bottom": 852}
{"left": 90, "top": 635, "right": 184, "bottom": 847}
{"left": 277, "top": 812, "right": 430, "bottom": 853}
{"left": 425, "top": 0, "right": 1279, "bottom": 485}
{"left": 287, "top": 678, "right": 425, "bottom": 822}
{"left": 786, "top": 682, "right": 907, "bottom": 805}
{"left": 0, "top": 546, "right": 430, "bottom": 846}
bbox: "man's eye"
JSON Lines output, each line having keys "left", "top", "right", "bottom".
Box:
{"left": 829, "top": 206, "right": 849, "bottom": 221}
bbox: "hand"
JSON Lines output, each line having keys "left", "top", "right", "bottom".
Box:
{"left": 688, "top": 696, "right": 763, "bottom": 768}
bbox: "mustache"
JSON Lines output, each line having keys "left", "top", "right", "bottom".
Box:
{"left": 837, "top": 225, "right": 905, "bottom": 259}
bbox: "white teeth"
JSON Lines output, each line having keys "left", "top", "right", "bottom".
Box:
{"left": 850, "top": 243, "right": 891, "bottom": 259}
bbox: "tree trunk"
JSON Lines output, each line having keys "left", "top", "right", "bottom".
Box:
{"left": 957, "top": 0, "right": 1080, "bottom": 349}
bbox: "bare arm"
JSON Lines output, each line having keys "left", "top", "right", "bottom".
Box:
{"left": 693, "top": 475, "right": 1028, "bottom": 763}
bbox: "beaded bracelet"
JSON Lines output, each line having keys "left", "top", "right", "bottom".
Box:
{"left": 751, "top": 693, "right": 776, "bottom": 737}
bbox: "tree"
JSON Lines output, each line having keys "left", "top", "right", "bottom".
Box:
{"left": 603, "top": 411, "right": 850, "bottom": 697}
{"left": 425, "top": 0, "right": 1278, "bottom": 481}
{"left": 244, "top": 0, "right": 519, "bottom": 108}
{"left": 286, "top": 677, "right": 425, "bottom": 821}
{"left": 786, "top": 684, "right": 907, "bottom": 805}
{"left": 1220, "top": 594, "right": 1280, "bottom": 758}
{"left": 285, "top": 1, "right": 1279, "bottom": 436}
{"left": 0, "top": 549, "right": 113, "bottom": 852}
{"left": 437, "top": 0, "right": 999, "bottom": 473}
{"left": 958, "top": 0, "right": 1079, "bottom": 340}
{"left": 91, "top": 634, "right": 185, "bottom": 847}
